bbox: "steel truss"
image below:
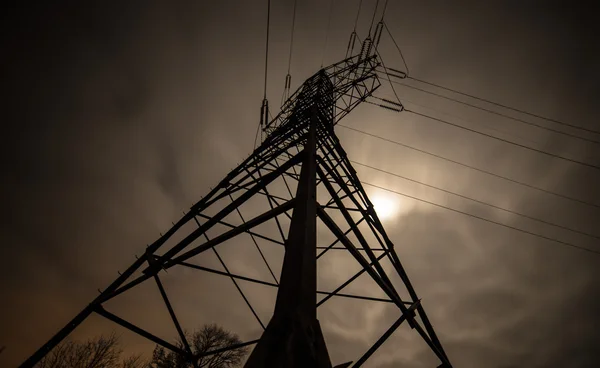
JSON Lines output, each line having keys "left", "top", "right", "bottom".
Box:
{"left": 21, "top": 42, "right": 452, "bottom": 368}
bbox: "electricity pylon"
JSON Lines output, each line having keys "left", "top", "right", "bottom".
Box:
{"left": 20, "top": 38, "right": 452, "bottom": 368}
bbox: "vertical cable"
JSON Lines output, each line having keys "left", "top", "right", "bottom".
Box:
{"left": 384, "top": 22, "right": 410, "bottom": 75}
{"left": 346, "top": 0, "right": 363, "bottom": 57}
{"left": 321, "top": 0, "right": 335, "bottom": 68}
{"left": 368, "top": 0, "right": 380, "bottom": 36}
{"left": 257, "top": 0, "right": 271, "bottom": 148}
{"left": 287, "top": 0, "right": 298, "bottom": 75}
{"left": 254, "top": 116, "right": 262, "bottom": 149}
{"left": 282, "top": 0, "right": 299, "bottom": 104}
{"left": 263, "top": 0, "right": 271, "bottom": 100}
{"left": 380, "top": 0, "right": 389, "bottom": 21}
{"left": 354, "top": 0, "right": 363, "bottom": 31}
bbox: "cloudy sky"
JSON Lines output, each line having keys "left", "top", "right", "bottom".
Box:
{"left": 1, "top": 1, "right": 599, "bottom": 367}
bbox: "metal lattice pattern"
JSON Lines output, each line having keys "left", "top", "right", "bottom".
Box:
{"left": 22, "top": 45, "right": 451, "bottom": 368}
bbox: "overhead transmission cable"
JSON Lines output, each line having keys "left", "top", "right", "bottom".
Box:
{"left": 380, "top": 0, "right": 390, "bottom": 20}
{"left": 388, "top": 78, "right": 600, "bottom": 145}
{"left": 353, "top": 0, "right": 363, "bottom": 29}
{"left": 355, "top": 32, "right": 404, "bottom": 111}
{"left": 352, "top": 160, "right": 600, "bottom": 241}
{"left": 345, "top": 0, "right": 363, "bottom": 57}
{"left": 336, "top": 124, "right": 600, "bottom": 209}
{"left": 282, "top": 0, "right": 299, "bottom": 106}
{"left": 368, "top": 0, "right": 380, "bottom": 36}
{"left": 380, "top": 67, "right": 539, "bottom": 143}
{"left": 370, "top": 93, "right": 543, "bottom": 146}
{"left": 287, "top": 0, "right": 298, "bottom": 74}
{"left": 380, "top": 22, "right": 600, "bottom": 141}
{"left": 407, "top": 76, "right": 600, "bottom": 136}
{"left": 403, "top": 108, "right": 600, "bottom": 171}
{"left": 361, "top": 181, "right": 600, "bottom": 256}
{"left": 344, "top": 8, "right": 598, "bottom": 254}
{"left": 320, "top": 0, "right": 335, "bottom": 68}
{"left": 383, "top": 22, "right": 409, "bottom": 75}
{"left": 262, "top": 0, "right": 270, "bottom": 101}
{"left": 377, "top": 57, "right": 404, "bottom": 109}
{"left": 256, "top": 0, "right": 271, "bottom": 149}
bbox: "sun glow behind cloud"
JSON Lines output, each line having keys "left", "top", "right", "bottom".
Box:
{"left": 371, "top": 192, "right": 407, "bottom": 220}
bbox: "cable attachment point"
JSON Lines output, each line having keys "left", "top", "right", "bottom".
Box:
{"left": 368, "top": 96, "right": 405, "bottom": 112}
{"left": 359, "top": 37, "right": 374, "bottom": 61}
{"left": 346, "top": 31, "right": 357, "bottom": 57}
{"left": 388, "top": 67, "right": 407, "bottom": 79}
{"left": 282, "top": 74, "right": 292, "bottom": 104}
{"left": 285, "top": 74, "right": 291, "bottom": 90}
{"left": 260, "top": 98, "right": 269, "bottom": 127}
{"left": 379, "top": 104, "right": 403, "bottom": 113}
{"left": 373, "top": 21, "right": 384, "bottom": 49}
{"left": 380, "top": 97, "right": 404, "bottom": 110}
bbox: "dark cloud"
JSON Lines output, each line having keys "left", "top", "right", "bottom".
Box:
{"left": 1, "top": 1, "right": 599, "bottom": 367}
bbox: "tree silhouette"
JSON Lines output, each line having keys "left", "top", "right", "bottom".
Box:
{"left": 33, "top": 324, "right": 245, "bottom": 368}
{"left": 36, "top": 333, "right": 145, "bottom": 368}
{"left": 148, "top": 324, "right": 248, "bottom": 368}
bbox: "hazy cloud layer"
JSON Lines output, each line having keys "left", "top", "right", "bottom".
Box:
{"left": 1, "top": 1, "right": 599, "bottom": 367}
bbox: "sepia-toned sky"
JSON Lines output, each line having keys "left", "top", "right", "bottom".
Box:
{"left": 1, "top": 1, "right": 599, "bottom": 367}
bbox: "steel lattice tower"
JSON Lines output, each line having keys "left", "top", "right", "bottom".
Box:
{"left": 21, "top": 39, "right": 452, "bottom": 368}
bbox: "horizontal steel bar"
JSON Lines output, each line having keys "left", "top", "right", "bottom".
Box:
{"left": 95, "top": 306, "right": 187, "bottom": 357}
{"left": 316, "top": 246, "right": 385, "bottom": 251}
{"left": 177, "top": 262, "right": 398, "bottom": 305}
{"left": 196, "top": 213, "right": 285, "bottom": 246}
{"left": 167, "top": 199, "right": 295, "bottom": 267}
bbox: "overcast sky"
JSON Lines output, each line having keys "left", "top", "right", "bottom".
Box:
{"left": 1, "top": 1, "right": 599, "bottom": 367}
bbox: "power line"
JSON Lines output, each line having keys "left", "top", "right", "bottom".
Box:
{"left": 380, "top": 0, "right": 390, "bottom": 21}
{"left": 345, "top": 0, "right": 363, "bottom": 57}
{"left": 373, "top": 84, "right": 544, "bottom": 146}
{"left": 375, "top": 52, "right": 403, "bottom": 109}
{"left": 355, "top": 33, "right": 403, "bottom": 110}
{"left": 254, "top": 116, "right": 262, "bottom": 149}
{"left": 353, "top": 0, "right": 363, "bottom": 31}
{"left": 262, "top": 0, "right": 271, "bottom": 100}
{"left": 383, "top": 22, "right": 409, "bottom": 75}
{"left": 379, "top": 20, "right": 599, "bottom": 143}
{"left": 361, "top": 181, "right": 600, "bottom": 256}
{"left": 287, "top": 0, "right": 298, "bottom": 75}
{"left": 405, "top": 108, "right": 600, "bottom": 171}
{"left": 320, "top": 0, "right": 335, "bottom": 68}
{"left": 407, "top": 76, "right": 600, "bottom": 136}
{"left": 281, "top": 0, "right": 299, "bottom": 105}
{"left": 368, "top": 0, "right": 380, "bottom": 36}
{"left": 257, "top": 0, "right": 271, "bottom": 150}
{"left": 390, "top": 79, "right": 600, "bottom": 145}
{"left": 336, "top": 124, "right": 600, "bottom": 209}
{"left": 352, "top": 160, "right": 600, "bottom": 241}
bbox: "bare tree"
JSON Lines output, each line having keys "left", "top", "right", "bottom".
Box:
{"left": 149, "top": 324, "right": 248, "bottom": 368}
{"left": 36, "top": 333, "right": 146, "bottom": 368}
{"left": 33, "top": 324, "right": 243, "bottom": 368}
{"left": 121, "top": 354, "right": 147, "bottom": 368}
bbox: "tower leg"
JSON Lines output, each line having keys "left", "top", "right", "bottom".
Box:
{"left": 244, "top": 109, "right": 331, "bottom": 368}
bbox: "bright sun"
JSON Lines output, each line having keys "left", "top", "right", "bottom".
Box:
{"left": 371, "top": 194, "right": 398, "bottom": 220}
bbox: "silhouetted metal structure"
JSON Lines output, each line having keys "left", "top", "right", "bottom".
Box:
{"left": 21, "top": 36, "right": 451, "bottom": 368}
